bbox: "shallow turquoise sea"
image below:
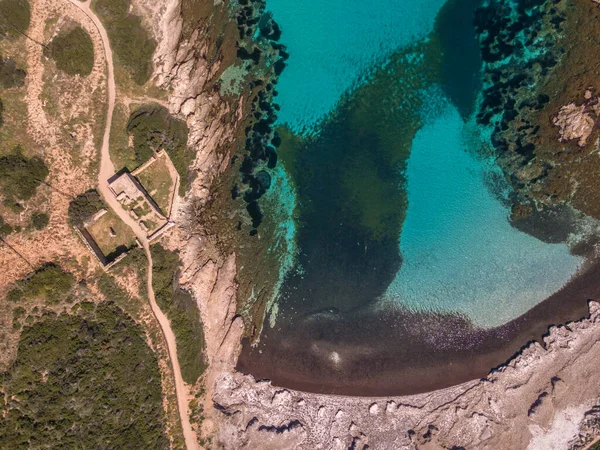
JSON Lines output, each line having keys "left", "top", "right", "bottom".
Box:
{"left": 264, "top": 0, "right": 582, "bottom": 328}
{"left": 267, "top": 0, "right": 447, "bottom": 132}
{"left": 384, "top": 96, "right": 581, "bottom": 327}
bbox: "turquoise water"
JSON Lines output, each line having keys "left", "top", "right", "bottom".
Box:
{"left": 238, "top": 0, "right": 589, "bottom": 398}
{"left": 383, "top": 98, "right": 582, "bottom": 327}
{"left": 267, "top": 0, "right": 447, "bottom": 132}
{"left": 262, "top": 0, "right": 583, "bottom": 329}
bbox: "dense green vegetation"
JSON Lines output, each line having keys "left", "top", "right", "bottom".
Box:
{"left": 6, "top": 263, "right": 74, "bottom": 304}
{"left": 47, "top": 26, "right": 94, "bottom": 77}
{"left": 0, "top": 146, "right": 48, "bottom": 203}
{"left": 127, "top": 104, "right": 191, "bottom": 195}
{"left": 68, "top": 189, "right": 105, "bottom": 227}
{"left": 0, "top": 301, "right": 169, "bottom": 449}
{"left": 30, "top": 211, "right": 49, "bottom": 230}
{"left": 93, "top": 0, "right": 156, "bottom": 84}
{"left": 98, "top": 272, "right": 128, "bottom": 301}
{"left": 97, "top": 272, "right": 143, "bottom": 316}
{"left": 0, "top": 214, "right": 12, "bottom": 236}
{"left": 0, "top": 0, "right": 30, "bottom": 38}
{"left": 151, "top": 244, "right": 206, "bottom": 384}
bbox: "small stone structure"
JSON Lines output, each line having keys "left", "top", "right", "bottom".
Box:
{"left": 108, "top": 171, "right": 167, "bottom": 236}
{"left": 109, "top": 172, "right": 163, "bottom": 218}
{"left": 76, "top": 151, "right": 179, "bottom": 269}
{"left": 75, "top": 208, "right": 136, "bottom": 271}
{"left": 75, "top": 226, "right": 134, "bottom": 270}
{"left": 553, "top": 102, "right": 595, "bottom": 147}
{"left": 129, "top": 149, "right": 180, "bottom": 241}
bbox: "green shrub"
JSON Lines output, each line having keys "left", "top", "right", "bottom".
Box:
{"left": 0, "top": 302, "right": 169, "bottom": 448}
{"left": 151, "top": 244, "right": 207, "bottom": 384}
{"left": 68, "top": 189, "right": 105, "bottom": 227}
{"left": 12, "top": 306, "right": 25, "bottom": 319}
{"left": 78, "top": 300, "right": 95, "bottom": 311}
{"left": 93, "top": 0, "right": 156, "bottom": 84}
{"left": 98, "top": 273, "right": 128, "bottom": 302}
{"left": 0, "top": 146, "right": 48, "bottom": 202}
{"left": 127, "top": 104, "right": 191, "bottom": 195}
{"left": 31, "top": 211, "right": 49, "bottom": 230}
{"left": 0, "top": 0, "right": 30, "bottom": 38}
{"left": 6, "top": 263, "right": 75, "bottom": 304}
{"left": 46, "top": 26, "right": 94, "bottom": 76}
{"left": 97, "top": 272, "right": 144, "bottom": 316}
{"left": 0, "top": 55, "right": 26, "bottom": 88}
{"left": 0, "top": 214, "right": 12, "bottom": 237}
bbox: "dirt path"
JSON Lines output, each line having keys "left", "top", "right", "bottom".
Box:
{"left": 65, "top": 1, "right": 198, "bottom": 448}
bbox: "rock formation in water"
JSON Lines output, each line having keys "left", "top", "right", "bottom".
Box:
{"left": 476, "top": 0, "right": 600, "bottom": 223}
{"left": 553, "top": 103, "right": 595, "bottom": 147}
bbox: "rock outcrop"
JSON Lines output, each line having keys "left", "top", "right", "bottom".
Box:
{"left": 149, "top": 0, "right": 241, "bottom": 208}
{"left": 553, "top": 103, "right": 595, "bottom": 147}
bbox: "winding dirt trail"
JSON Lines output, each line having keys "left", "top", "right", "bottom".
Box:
{"left": 64, "top": 1, "right": 198, "bottom": 448}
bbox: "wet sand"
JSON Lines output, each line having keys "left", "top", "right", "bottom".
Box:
{"left": 237, "top": 260, "right": 599, "bottom": 397}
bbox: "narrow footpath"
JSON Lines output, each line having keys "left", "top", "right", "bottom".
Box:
{"left": 64, "top": 1, "right": 198, "bottom": 448}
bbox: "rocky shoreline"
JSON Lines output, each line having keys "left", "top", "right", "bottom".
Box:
{"left": 476, "top": 0, "right": 600, "bottom": 227}
{"left": 213, "top": 302, "right": 600, "bottom": 449}
{"left": 144, "top": 0, "right": 600, "bottom": 448}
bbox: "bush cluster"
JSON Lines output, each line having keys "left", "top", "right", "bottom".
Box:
{"left": 6, "top": 263, "right": 75, "bottom": 304}
{"left": 0, "top": 54, "right": 26, "bottom": 88}
{"left": 47, "top": 26, "right": 94, "bottom": 77}
{"left": 127, "top": 104, "right": 191, "bottom": 195}
{"left": 0, "top": 214, "right": 12, "bottom": 237}
{"left": 68, "top": 189, "right": 105, "bottom": 227}
{"left": 93, "top": 0, "right": 156, "bottom": 85}
{"left": 31, "top": 211, "right": 49, "bottom": 230}
{"left": 0, "top": 145, "right": 49, "bottom": 203}
{"left": 151, "top": 244, "right": 207, "bottom": 384}
{"left": 0, "top": 302, "right": 169, "bottom": 448}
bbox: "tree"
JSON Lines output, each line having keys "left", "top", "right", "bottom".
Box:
{"left": 68, "top": 190, "right": 105, "bottom": 227}
{"left": 47, "top": 26, "right": 94, "bottom": 77}
{"left": 0, "top": 146, "right": 48, "bottom": 202}
{"left": 0, "top": 55, "right": 26, "bottom": 88}
{"left": 31, "top": 212, "right": 49, "bottom": 230}
{"left": 0, "top": 214, "right": 12, "bottom": 237}
{"left": 127, "top": 104, "right": 191, "bottom": 194}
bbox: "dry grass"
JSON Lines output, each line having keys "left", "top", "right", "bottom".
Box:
{"left": 0, "top": 37, "right": 36, "bottom": 159}
{"left": 39, "top": 15, "right": 106, "bottom": 178}
{"left": 86, "top": 209, "right": 135, "bottom": 257}
{"left": 135, "top": 155, "right": 174, "bottom": 214}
